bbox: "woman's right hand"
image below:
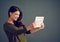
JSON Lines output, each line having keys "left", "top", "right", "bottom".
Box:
{"left": 26, "top": 22, "right": 34, "bottom": 31}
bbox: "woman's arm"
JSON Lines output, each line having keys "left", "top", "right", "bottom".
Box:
{"left": 26, "top": 22, "right": 44, "bottom": 34}
{"left": 30, "top": 28, "right": 40, "bottom": 33}
{"left": 26, "top": 23, "right": 34, "bottom": 31}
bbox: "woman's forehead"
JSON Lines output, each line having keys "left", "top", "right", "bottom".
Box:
{"left": 14, "top": 11, "right": 20, "bottom": 15}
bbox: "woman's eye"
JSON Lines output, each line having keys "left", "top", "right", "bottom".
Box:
{"left": 15, "top": 13, "right": 20, "bottom": 15}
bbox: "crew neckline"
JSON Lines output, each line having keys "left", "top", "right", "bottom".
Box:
{"left": 6, "top": 22, "right": 14, "bottom": 25}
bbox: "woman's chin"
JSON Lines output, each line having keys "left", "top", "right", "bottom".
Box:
{"left": 14, "top": 19, "right": 17, "bottom": 21}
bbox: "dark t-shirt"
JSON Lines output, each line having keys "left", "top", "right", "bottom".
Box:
{"left": 3, "top": 22, "right": 27, "bottom": 42}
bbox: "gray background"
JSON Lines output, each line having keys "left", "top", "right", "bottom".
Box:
{"left": 0, "top": 0, "right": 60, "bottom": 42}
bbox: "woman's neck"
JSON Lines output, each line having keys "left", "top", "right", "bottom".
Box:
{"left": 8, "top": 18, "right": 14, "bottom": 24}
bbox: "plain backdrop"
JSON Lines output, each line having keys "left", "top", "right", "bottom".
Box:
{"left": 0, "top": 0, "right": 60, "bottom": 42}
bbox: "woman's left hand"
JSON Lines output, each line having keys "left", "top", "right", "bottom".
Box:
{"left": 39, "top": 23, "right": 44, "bottom": 29}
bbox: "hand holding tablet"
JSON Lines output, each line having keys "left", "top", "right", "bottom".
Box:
{"left": 33, "top": 16, "right": 44, "bottom": 28}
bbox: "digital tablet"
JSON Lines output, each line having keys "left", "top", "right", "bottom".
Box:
{"left": 34, "top": 16, "right": 44, "bottom": 28}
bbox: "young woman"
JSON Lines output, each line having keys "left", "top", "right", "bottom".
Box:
{"left": 3, "top": 6, "right": 44, "bottom": 42}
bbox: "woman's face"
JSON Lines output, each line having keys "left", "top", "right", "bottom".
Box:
{"left": 10, "top": 11, "right": 20, "bottom": 21}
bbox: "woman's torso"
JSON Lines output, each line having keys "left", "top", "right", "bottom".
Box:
{"left": 3, "top": 22, "right": 27, "bottom": 42}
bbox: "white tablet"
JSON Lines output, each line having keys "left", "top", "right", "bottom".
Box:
{"left": 34, "top": 16, "right": 44, "bottom": 28}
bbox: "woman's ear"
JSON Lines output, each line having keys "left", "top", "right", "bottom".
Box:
{"left": 10, "top": 12, "right": 12, "bottom": 16}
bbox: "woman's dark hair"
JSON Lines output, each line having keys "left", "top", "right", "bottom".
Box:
{"left": 8, "top": 6, "right": 22, "bottom": 21}
{"left": 8, "top": 6, "right": 23, "bottom": 27}
{"left": 9, "top": 6, "right": 31, "bottom": 34}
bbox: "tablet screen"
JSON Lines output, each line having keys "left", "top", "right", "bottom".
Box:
{"left": 34, "top": 16, "right": 44, "bottom": 28}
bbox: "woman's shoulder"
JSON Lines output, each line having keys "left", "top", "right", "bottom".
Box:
{"left": 3, "top": 22, "right": 14, "bottom": 27}
{"left": 3, "top": 22, "right": 8, "bottom": 26}
{"left": 3, "top": 22, "right": 18, "bottom": 30}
